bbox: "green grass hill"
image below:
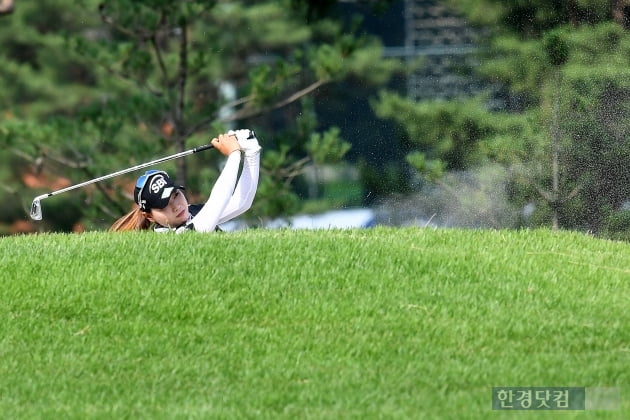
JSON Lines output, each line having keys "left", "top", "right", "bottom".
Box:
{"left": 1, "top": 228, "right": 628, "bottom": 418}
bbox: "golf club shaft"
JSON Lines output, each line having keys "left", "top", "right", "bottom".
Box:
{"left": 30, "top": 143, "right": 214, "bottom": 220}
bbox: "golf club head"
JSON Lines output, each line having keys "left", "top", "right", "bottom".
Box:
{"left": 30, "top": 198, "right": 42, "bottom": 220}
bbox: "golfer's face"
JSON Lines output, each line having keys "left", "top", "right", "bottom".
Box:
{"left": 149, "top": 189, "right": 189, "bottom": 227}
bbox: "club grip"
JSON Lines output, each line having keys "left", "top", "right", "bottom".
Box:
{"left": 192, "top": 144, "right": 215, "bottom": 153}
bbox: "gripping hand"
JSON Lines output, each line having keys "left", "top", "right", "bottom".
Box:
{"left": 228, "top": 129, "right": 261, "bottom": 157}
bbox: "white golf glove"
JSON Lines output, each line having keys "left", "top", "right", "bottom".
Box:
{"left": 228, "top": 129, "right": 261, "bottom": 157}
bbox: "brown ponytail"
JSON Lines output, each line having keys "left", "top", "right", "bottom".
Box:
{"left": 109, "top": 206, "right": 152, "bottom": 232}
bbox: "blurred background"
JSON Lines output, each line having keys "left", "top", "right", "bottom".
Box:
{"left": 2, "top": 0, "right": 630, "bottom": 239}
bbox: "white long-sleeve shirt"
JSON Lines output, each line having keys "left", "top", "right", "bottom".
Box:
{"left": 154, "top": 150, "right": 260, "bottom": 233}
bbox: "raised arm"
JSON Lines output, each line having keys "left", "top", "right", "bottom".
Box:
{"left": 189, "top": 133, "right": 242, "bottom": 232}
{"left": 217, "top": 130, "right": 261, "bottom": 223}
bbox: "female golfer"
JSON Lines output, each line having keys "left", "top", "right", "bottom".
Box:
{"left": 110, "top": 129, "right": 260, "bottom": 233}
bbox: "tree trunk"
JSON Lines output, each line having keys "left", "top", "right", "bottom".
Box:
{"left": 612, "top": 0, "right": 630, "bottom": 29}
{"left": 174, "top": 19, "right": 188, "bottom": 184}
{"left": 551, "top": 69, "right": 561, "bottom": 230}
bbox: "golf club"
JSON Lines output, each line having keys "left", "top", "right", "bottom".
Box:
{"left": 30, "top": 143, "right": 214, "bottom": 221}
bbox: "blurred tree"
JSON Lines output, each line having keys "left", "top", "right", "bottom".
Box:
{"left": 373, "top": 0, "right": 630, "bottom": 235}
{"left": 0, "top": 0, "right": 400, "bottom": 231}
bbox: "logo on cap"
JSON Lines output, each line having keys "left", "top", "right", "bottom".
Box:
{"left": 150, "top": 175, "right": 168, "bottom": 194}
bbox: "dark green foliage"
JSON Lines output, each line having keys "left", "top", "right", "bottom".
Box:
{"left": 359, "top": 159, "right": 413, "bottom": 204}
{"left": 543, "top": 30, "right": 569, "bottom": 66}
{"left": 450, "top": 0, "right": 613, "bottom": 36}
{"left": 602, "top": 210, "right": 630, "bottom": 241}
{"left": 373, "top": 93, "right": 496, "bottom": 174}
